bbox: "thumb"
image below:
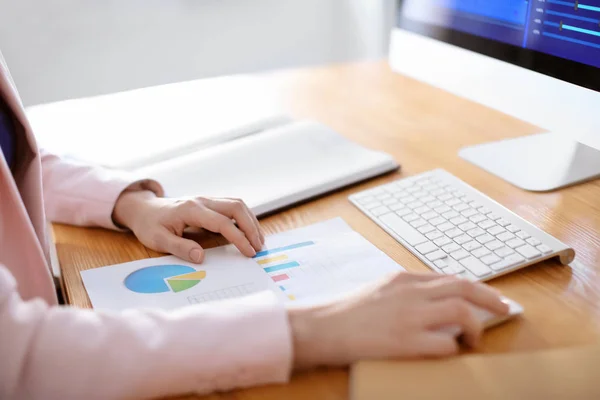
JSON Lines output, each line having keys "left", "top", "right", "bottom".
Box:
{"left": 159, "top": 230, "right": 205, "bottom": 264}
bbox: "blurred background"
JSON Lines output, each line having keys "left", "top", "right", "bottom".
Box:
{"left": 0, "top": 0, "right": 395, "bottom": 106}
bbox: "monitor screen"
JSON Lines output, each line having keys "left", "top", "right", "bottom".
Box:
{"left": 397, "top": 0, "right": 600, "bottom": 90}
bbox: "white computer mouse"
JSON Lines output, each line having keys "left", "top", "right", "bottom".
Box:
{"left": 439, "top": 297, "right": 523, "bottom": 337}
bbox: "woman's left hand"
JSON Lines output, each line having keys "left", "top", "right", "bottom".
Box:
{"left": 112, "top": 190, "right": 265, "bottom": 263}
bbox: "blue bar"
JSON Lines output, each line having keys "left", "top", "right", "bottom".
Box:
{"left": 544, "top": 21, "right": 561, "bottom": 27}
{"left": 279, "top": 285, "right": 286, "bottom": 291}
{"left": 563, "top": 24, "right": 600, "bottom": 37}
{"left": 542, "top": 31, "right": 600, "bottom": 49}
{"left": 264, "top": 261, "right": 300, "bottom": 273}
{"left": 547, "top": 0, "right": 576, "bottom": 6}
{"left": 579, "top": 4, "right": 600, "bottom": 12}
{"left": 254, "top": 241, "right": 315, "bottom": 258}
{"left": 546, "top": 9, "right": 600, "bottom": 24}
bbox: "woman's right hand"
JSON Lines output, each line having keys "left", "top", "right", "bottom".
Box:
{"left": 288, "top": 272, "right": 509, "bottom": 369}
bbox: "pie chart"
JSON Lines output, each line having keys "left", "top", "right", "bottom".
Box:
{"left": 124, "top": 265, "right": 206, "bottom": 294}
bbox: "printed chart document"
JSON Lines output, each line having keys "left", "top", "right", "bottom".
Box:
{"left": 81, "top": 218, "right": 406, "bottom": 311}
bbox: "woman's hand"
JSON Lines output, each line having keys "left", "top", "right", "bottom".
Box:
{"left": 112, "top": 190, "right": 264, "bottom": 263}
{"left": 288, "top": 272, "right": 510, "bottom": 369}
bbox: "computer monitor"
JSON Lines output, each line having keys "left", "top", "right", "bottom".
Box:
{"left": 390, "top": 0, "right": 600, "bottom": 191}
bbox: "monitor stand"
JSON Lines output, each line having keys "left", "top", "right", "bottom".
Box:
{"left": 459, "top": 132, "right": 600, "bottom": 191}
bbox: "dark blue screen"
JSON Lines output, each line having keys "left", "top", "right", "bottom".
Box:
{"left": 401, "top": 0, "right": 600, "bottom": 68}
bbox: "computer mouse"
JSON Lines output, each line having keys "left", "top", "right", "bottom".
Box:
{"left": 439, "top": 297, "right": 523, "bottom": 337}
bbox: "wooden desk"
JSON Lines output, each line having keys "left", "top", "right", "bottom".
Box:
{"left": 53, "top": 61, "right": 600, "bottom": 399}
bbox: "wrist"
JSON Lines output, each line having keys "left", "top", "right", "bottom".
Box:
{"left": 112, "top": 190, "right": 157, "bottom": 230}
{"left": 288, "top": 304, "right": 341, "bottom": 370}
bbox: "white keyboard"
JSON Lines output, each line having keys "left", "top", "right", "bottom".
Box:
{"left": 349, "top": 169, "right": 575, "bottom": 281}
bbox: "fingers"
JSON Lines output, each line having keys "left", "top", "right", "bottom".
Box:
{"left": 414, "top": 332, "right": 460, "bottom": 357}
{"left": 184, "top": 204, "right": 257, "bottom": 257}
{"left": 388, "top": 271, "right": 446, "bottom": 285}
{"left": 420, "top": 277, "right": 509, "bottom": 316}
{"left": 422, "top": 299, "right": 484, "bottom": 348}
{"left": 156, "top": 228, "right": 206, "bottom": 264}
{"left": 202, "top": 198, "right": 264, "bottom": 250}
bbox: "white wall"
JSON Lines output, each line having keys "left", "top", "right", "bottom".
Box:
{"left": 0, "top": 0, "right": 394, "bottom": 106}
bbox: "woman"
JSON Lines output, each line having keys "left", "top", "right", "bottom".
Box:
{"left": 0, "top": 51, "right": 508, "bottom": 399}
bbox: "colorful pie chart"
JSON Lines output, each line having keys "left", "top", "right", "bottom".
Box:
{"left": 124, "top": 265, "right": 206, "bottom": 294}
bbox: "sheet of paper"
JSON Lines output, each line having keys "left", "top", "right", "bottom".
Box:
{"left": 81, "top": 218, "right": 406, "bottom": 310}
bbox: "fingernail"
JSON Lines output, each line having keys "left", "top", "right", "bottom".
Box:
{"left": 190, "top": 249, "right": 203, "bottom": 263}
{"left": 249, "top": 246, "right": 257, "bottom": 257}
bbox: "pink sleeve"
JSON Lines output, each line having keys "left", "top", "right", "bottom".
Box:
{"left": 0, "top": 266, "right": 292, "bottom": 399}
{"left": 40, "top": 150, "right": 164, "bottom": 230}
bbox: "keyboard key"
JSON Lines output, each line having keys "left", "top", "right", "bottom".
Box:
{"left": 451, "top": 249, "right": 470, "bottom": 260}
{"left": 434, "top": 259, "right": 448, "bottom": 269}
{"left": 516, "top": 231, "right": 530, "bottom": 239}
{"left": 415, "top": 241, "right": 439, "bottom": 255}
{"left": 400, "top": 196, "right": 417, "bottom": 204}
{"left": 410, "top": 219, "right": 428, "bottom": 228}
{"left": 478, "top": 220, "right": 495, "bottom": 230}
{"left": 431, "top": 189, "right": 446, "bottom": 196}
{"left": 427, "top": 200, "right": 444, "bottom": 208}
{"left": 446, "top": 229, "right": 463, "bottom": 239}
{"left": 415, "top": 206, "right": 431, "bottom": 214}
{"left": 470, "top": 214, "right": 487, "bottom": 223}
{"left": 424, "top": 185, "right": 439, "bottom": 192}
{"left": 487, "top": 213, "right": 501, "bottom": 221}
{"left": 527, "top": 237, "right": 542, "bottom": 246}
{"left": 497, "top": 218, "right": 510, "bottom": 227}
{"left": 463, "top": 241, "right": 481, "bottom": 251}
{"left": 439, "top": 194, "right": 454, "bottom": 201}
{"left": 516, "top": 245, "right": 541, "bottom": 259}
{"left": 491, "top": 254, "right": 525, "bottom": 271}
{"left": 390, "top": 203, "right": 405, "bottom": 211}
{"left": 426, "top": 250, "right": 448, "bottom": 261}
{"left": 486, "top": 240, "right": 504, "bottom": 251}
{"left": 420, "top": 195, "right": 436, "bottom": 203}
{"left": 434, "top": 205, "right": 452, "bottom": 214}
{"left": 487, "top": 225, "right": 506, "bottom": 236}
{"left": 396, "top": 208, "right": 412, "bottom": 217}
{"left": 371, "top": 206, "right": 391, "bottom": 216}
{"left": 377, "top": 193, "right": 392, "bottom": 200}
{"left": 537, "top": 244, "right": 552, "bottom": 254}
{"left": 442, "top": 210, "right": 460, "bottom": 219}
{"left": 443, "top": 264, "right": 466, "bottom": 275}
{"left": 407, "top": 201, "right": 425, "bottom": 209}
{"left": 453, "top": 203, "right": 470, "bottom": 212}
{"left": 357, "top": 195, "right": 376, "bottom": 204}
{"left": 497, "top": 232, "right": 515, "bottom": 242}
{"left": 481, "top": 254, "right": 501, "bottom": 265}
{"left": 458, "top": 222, "right": 477, "bottom": 231}
{"left": 461, "top": 209, "right": 478, "bottom": 218}
{"left": 467, "top": 227, "right": 486, "bottom": 238}
{"left": 460, "top": 256, "right": 492, "bottom": 277}
{"left": 450, "top": 216, "right": 468, "bottom": 225}
{"left": 413, "top": 191, "right": 429, "bottom": 199}
{"left": 507, "top": 224, "right": 521, "bottom": 233}
{"left": 434, "top": 236, "right": 452, "bottom": 246}
{"left": 494, "top": 247, "right": 515, "bottom": 257}
{"left": 422, "top": 211, "right": 439, "bottom": 220}
{"left": 455, "top": 234, "right": 471, "bottom": 245}
{"left": 506, "top": 238, "right": 526, "bottom": 249}
{"left": 418, "top": 224, "right": 436, "bottom": 234}
{"left": 363, "top": 201, "right": 382, "bottom": 210}
{"left": 380, "top": 213, "right": 428, "bottom": 246}
{"left": 403, "top": 213, "right": 420, "bottom": 222}
{"left": 477, "top": 207, "right": 491, "bottom": 215}
{"left": 430, "top": 217, "right": 447, "bottom": 226}
{"left": 438, "top": 223, "right": 455, "bottom": 232}
{"left": 383, "top": 198, "right": 399, "bottom": 206}
{"left": 476, "top": 234, "right": 495, "bottom": 244}
{"left": 426, "top": 230, "right": 444, "bottom": 240}
{"left": 442, "top": 243, "right": 461, "bottom": 253}
{"left": 406, "top": 186, "right": 420, "bottom": 193}
{"left": 472, "top": 247, "right": 491, "bottom": 258}
{"left": 445, "top": 198, "right": 461, "bottom": 207}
